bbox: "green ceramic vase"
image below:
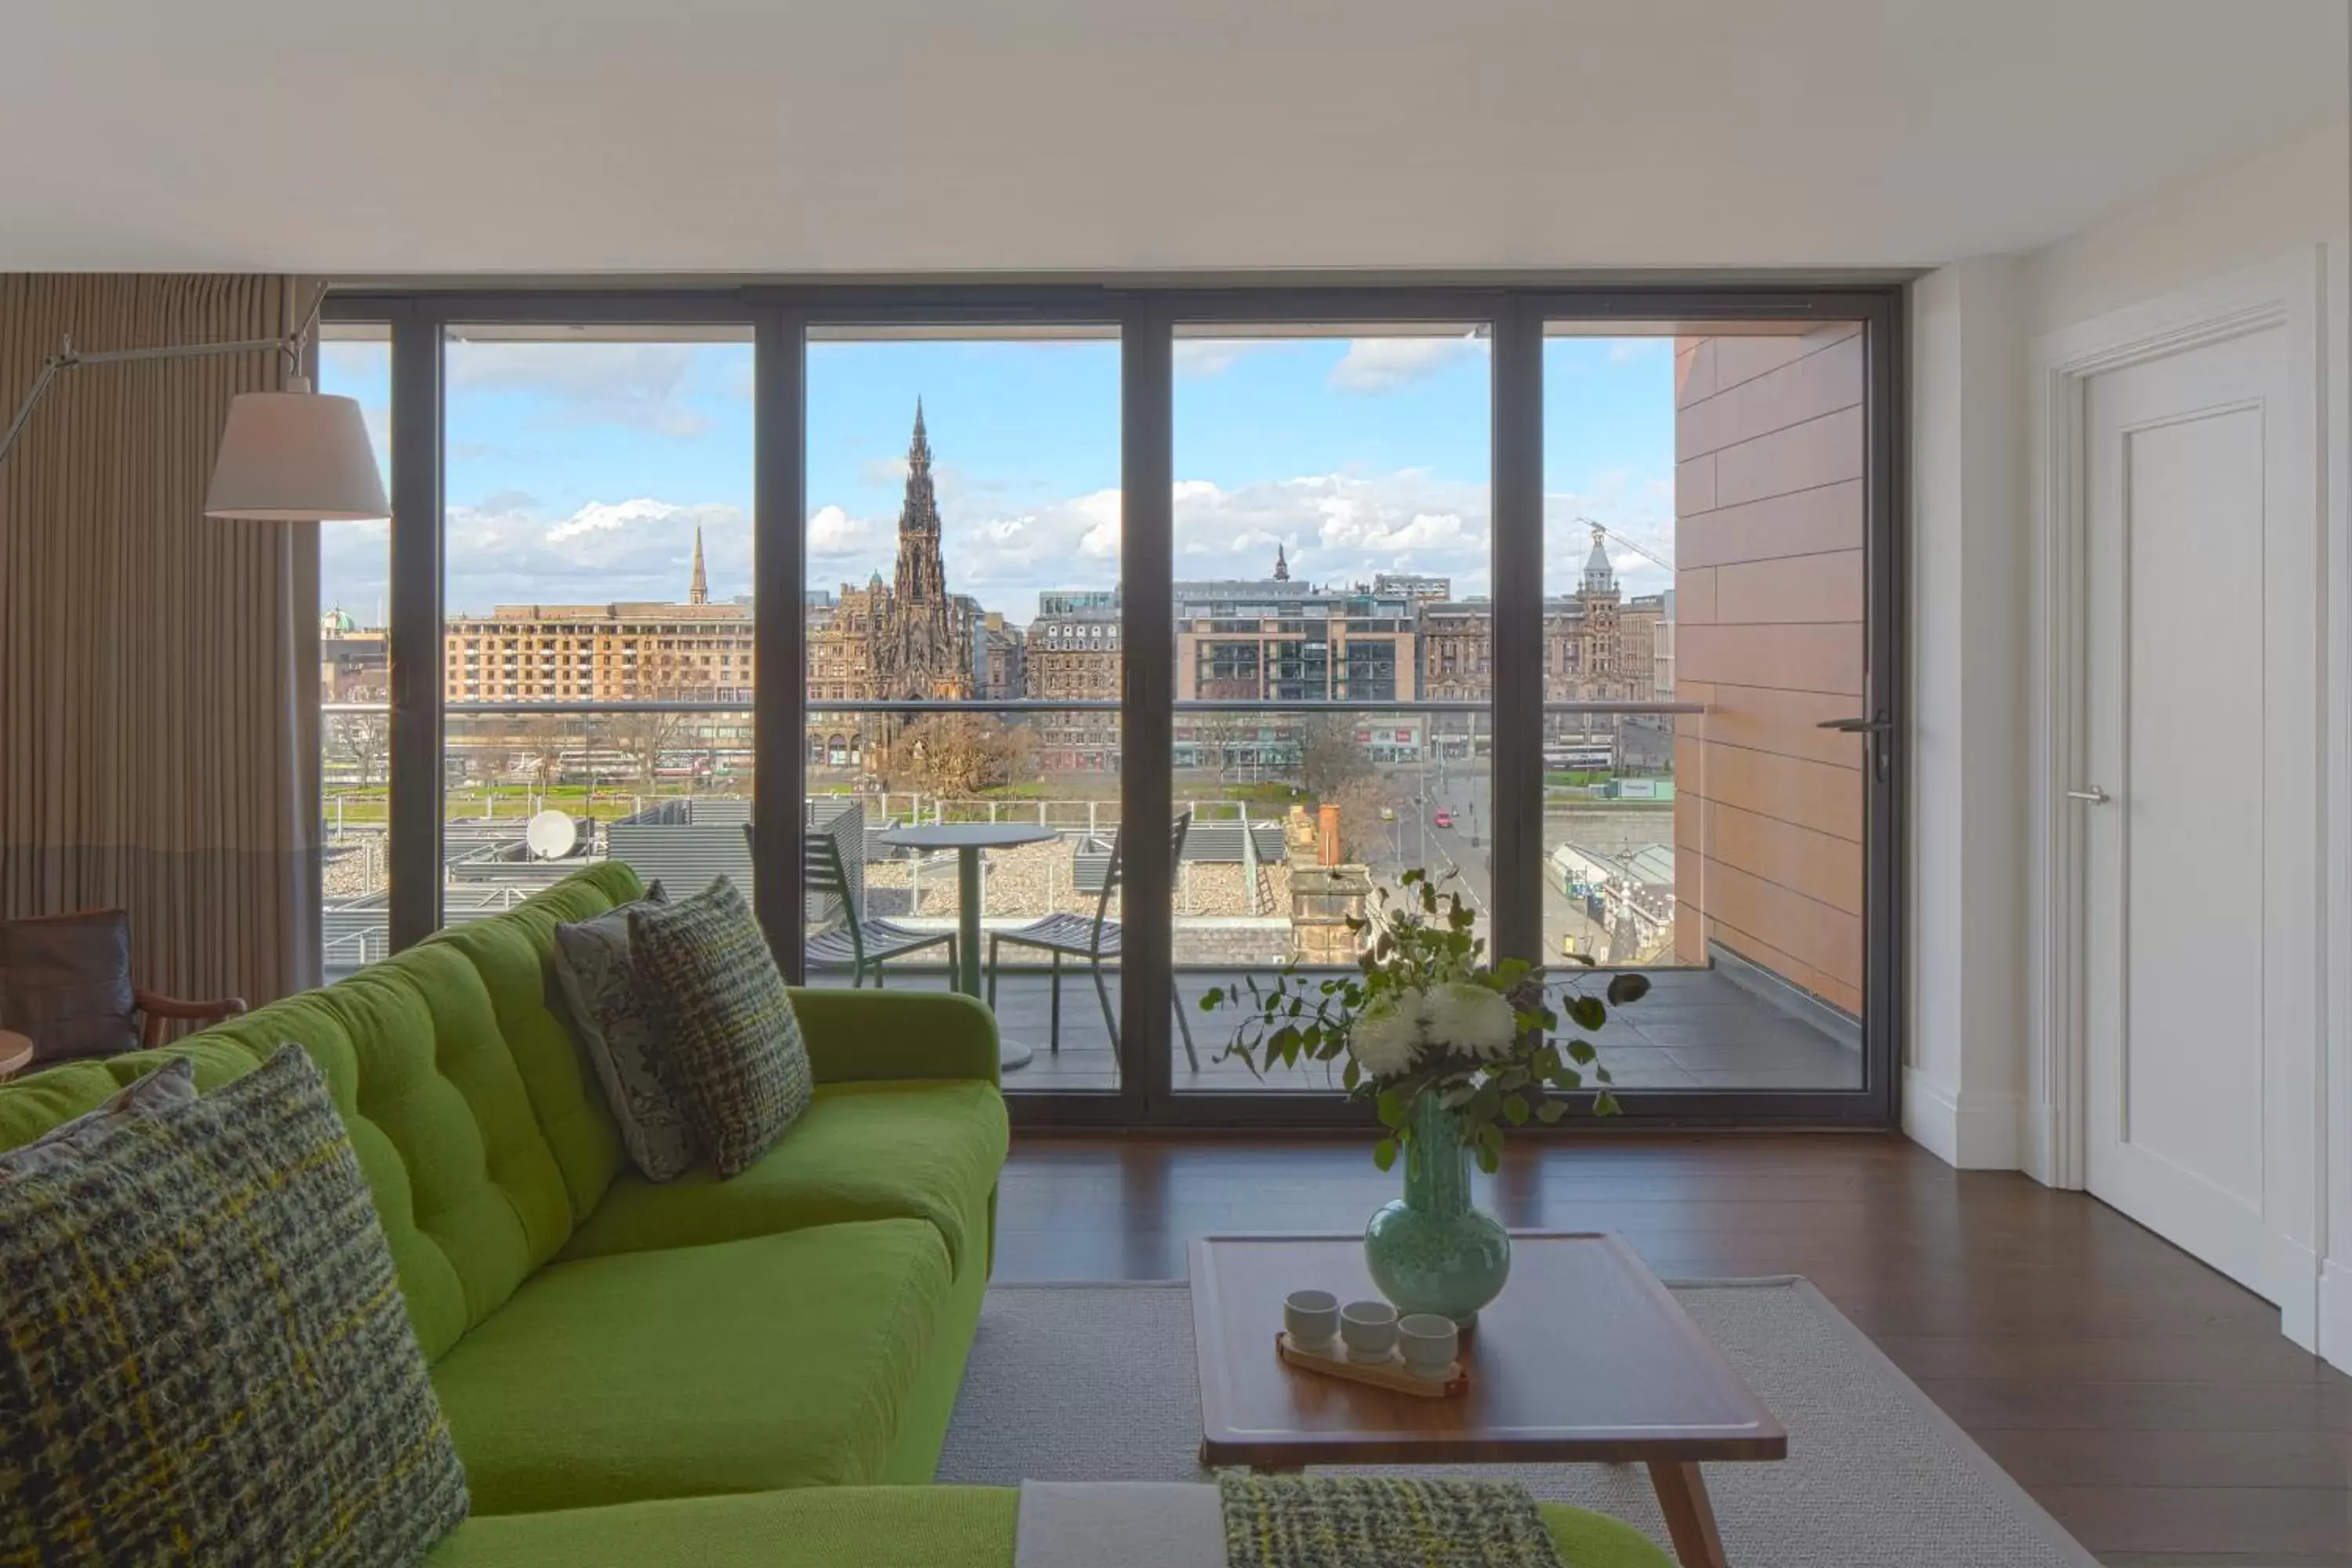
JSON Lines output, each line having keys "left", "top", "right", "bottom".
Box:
{"left": 1363, "top": 1094, "right": 1512, "bottom": 1327}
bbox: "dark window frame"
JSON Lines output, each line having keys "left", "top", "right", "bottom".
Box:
{"left": 326, "top": 280, "right": 1902, "bottom": 1134}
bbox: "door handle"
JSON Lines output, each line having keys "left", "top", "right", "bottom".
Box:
{"left": 2066, "top": 786, "right": 2111, "bottom": 804}
{"left": 1816, "top": 716, "right": 1893, "bottom": 734}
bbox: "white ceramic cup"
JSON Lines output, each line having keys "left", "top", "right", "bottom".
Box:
{"left": 1397, "top": 1312, "right": 1459, "bottom": 1381}
{"left": 1339, "top": 1299, "right": 1400, "bottom": 1363}
{"left": 1283, "top": 1289, "right": 1341, "bottom": 1351}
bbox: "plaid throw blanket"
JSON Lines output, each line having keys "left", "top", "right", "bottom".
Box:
{"left": 1218, "top": 1475, "right": 1563, "bottom": 1568}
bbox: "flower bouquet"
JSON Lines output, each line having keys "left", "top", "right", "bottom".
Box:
{"left": 1200, "top": 868, "right": 1646, "bottom": 1323}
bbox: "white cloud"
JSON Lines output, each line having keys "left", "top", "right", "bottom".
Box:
{"left": 1174, "top": 339, "right": 1268, "bottom": 379}
{"left": 544, "top": 496, "right": 680, "bottom": 542}
{"left": 442, "top": 494, "right": 750, "bottom": 615}
{"left": 808, "top": 504, "right": 874, "bottom": 558}
{"left": 430, "top": 460, "right": 1685, "bottom": 630}
{"left": 445, "top": 342, "right": 723, "bottom": 437}
{"left": 1328, "top": 336, "right": 1486, "bottom": 394}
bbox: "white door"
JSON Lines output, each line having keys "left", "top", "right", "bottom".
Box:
{"left": 2081, "top": 324, "right": 2291, "bottom": 1298}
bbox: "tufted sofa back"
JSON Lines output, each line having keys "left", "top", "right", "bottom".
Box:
{"left": 0, "top": 862, "right": 644, "bottom": 1362}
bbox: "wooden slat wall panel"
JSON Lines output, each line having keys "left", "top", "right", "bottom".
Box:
{"left": 1673, "top": 327, "right": 1866, "bottom": 1014}
{"left": 0, "top": 274, "right": 318, "bottom": 1012}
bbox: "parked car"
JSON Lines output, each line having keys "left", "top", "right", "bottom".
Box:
{"left": 1433, "top": 808, "right": 1455, "bottom": 829}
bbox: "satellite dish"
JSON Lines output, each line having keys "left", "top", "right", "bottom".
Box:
{"left": 525, "top": 809, "right": 579, "bottom": 861}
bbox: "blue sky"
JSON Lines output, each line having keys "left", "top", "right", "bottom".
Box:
{"left": 319, "top": 332, "right": 1676, "bottom": 627}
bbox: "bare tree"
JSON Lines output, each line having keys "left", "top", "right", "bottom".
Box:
{"left": 326, "top": 710, "right": 391, "bottom": 786}
{"left": 517, "top": 714, "right": 569, "bottom": 793}
{"left": 1295, "top": 717, "right": 1396, "bottom": 863}
{"left": 1298, "top": 715, "right": 1375, "bottom": 800}
{"left": 886, "top": 713, "right": 1029, "bottom": 797}
{"left": 602, "top": 709, "right": 689, "bottom": 789}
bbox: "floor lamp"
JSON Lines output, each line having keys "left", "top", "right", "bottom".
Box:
{"left": 0, "top": 294, "right": 387, "bottom": 521}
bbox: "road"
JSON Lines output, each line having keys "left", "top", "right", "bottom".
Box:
{"left": 1370, "top": 760, "right": 1628, "bottom": 962}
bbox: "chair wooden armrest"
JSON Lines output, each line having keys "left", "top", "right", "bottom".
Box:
{"left": 134, "top": 989, "right": 249, "bottom": 1048}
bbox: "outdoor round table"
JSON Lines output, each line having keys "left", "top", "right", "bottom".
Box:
{"left": 877, "top": 822, "right": 1060, "bottom": 1072}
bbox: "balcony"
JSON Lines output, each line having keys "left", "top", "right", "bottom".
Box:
{"left": 322, "top": 695, "right": 1864, "bottom": 1094}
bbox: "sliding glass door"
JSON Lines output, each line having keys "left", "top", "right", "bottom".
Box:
{"left": 1167, "top": 321, "right": 1492, "bottom": 1097}
{"left": 328, "top": 286, "right": 1898, "bottom": 1130}
{"left": 799, "top": 323, "right": 1123, "bottom": 1094}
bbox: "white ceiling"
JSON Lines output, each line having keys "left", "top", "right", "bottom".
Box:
{"left": 3, "top": 0, "right": 2343, "bottom": 276}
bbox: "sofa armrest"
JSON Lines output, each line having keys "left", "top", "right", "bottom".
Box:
{"left": 788, "top": 988, "right": 1001, "bottom": 1087}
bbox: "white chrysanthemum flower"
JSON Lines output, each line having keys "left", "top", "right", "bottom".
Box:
{"left": 1421, "top": 982, "right": 1519, "bottom": 1059}
{"left": 1348, "top": 990, "right": 1425, "bottom": 1078}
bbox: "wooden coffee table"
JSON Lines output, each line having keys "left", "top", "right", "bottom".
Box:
{"left": 1189, "top": 1232, "right": 1786, "bottom": 1568}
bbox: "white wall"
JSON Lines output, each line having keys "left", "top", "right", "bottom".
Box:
{"left": 1904, "top": 258, "right": 2029, "bottom": 1167}
{"left": 1904, "top": 118, "right": 2351, "bottom": 1367}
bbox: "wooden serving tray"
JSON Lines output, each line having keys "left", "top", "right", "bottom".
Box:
{"left": 1276, "top": 1330, "right": 1468, "bottom": 1398}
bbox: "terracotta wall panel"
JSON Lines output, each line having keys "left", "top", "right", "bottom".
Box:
{"left": 1712, "top": 404, "right": 1865, "bottom": 510}
{"left": 1679, "top": 478, "right": 1865, "bottom": 569}
{"left": 1675, "top": 338, "right": 1715, "bottom": 408}
{"left": 1671, "top": 326, "right": 1867, "bottom": 1014}
{"left": 1675, "top": 333, "right": 1867, "bottom": 463}
{"left": 1700, "top": 799, "right": 1864, "bottom": 917}
{"left": 1697, "top": 857, "right": 1863, "bottom": 993}
{"left": 1680, "top": 736, "right": 1861, "bottom": 844}
{"left": 1711, "top": 549, "right": 1864, "bottom": 625}
{"left": 1688, "top": 683, "right": 1864, "bottom": 769}
{"left": 1676, "top": 451, "right": 1716, "bottom": 514}
{"left": 1675, "top": 622, "right": 1864, "bottom": 698}
{"left": 1676, "top": 567, "right": 1718, "bottom": 626}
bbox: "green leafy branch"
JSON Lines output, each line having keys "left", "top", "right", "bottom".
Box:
{"left": 1199, "top": 868, "right": 1645, "bottom": 1172}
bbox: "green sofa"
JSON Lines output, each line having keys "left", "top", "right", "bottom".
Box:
{"left": 0, "top": 863, "right": 1670, "bottom": 1568}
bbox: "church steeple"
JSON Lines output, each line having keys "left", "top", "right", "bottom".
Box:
{"left": 1273, "top": 543, "right": 1290, "bottom": 582}
{"left": 899, "top": 400, "right": 940, "bottom": 539}
{"left": 688, "top": 526, "right": 710, "bottom": 604}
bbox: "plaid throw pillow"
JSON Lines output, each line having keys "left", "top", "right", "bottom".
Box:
{"left": 0, "top": 1044, "right": 469, "bottom": 1566}
{"left": 628, "top": 878, "right": 812, "bottom": 1177}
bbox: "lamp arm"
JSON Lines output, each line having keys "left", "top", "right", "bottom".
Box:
{"left": 0, "top": 332, "right": 299, "bottom": 470}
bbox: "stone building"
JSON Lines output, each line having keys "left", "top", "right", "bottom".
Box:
{"left": 442, "top": 529, "right": 755, "bottom": 706}
{"left": 1025, "top": 589, "right": 1121, "bottom": 772}
{"left": 1414, "top": 526, "right": 1671, "bottom": 758}
{"left": 804, "top": 404, "right": 981, "bottom": 772}
{"left": 975, "top": 612, "right": 1026, "bottom": 702}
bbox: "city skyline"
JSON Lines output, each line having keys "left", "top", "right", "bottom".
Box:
{"left": 318, "top": 334, "right": 1677, "bottom": 627}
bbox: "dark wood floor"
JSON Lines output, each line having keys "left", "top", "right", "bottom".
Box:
{"left": 993, "top": 1131, "right": 2352, "bottom": 1567}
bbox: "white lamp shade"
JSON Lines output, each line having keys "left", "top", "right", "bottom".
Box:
{"left": 204, "top": 390, "right": 389, "bottom": 521}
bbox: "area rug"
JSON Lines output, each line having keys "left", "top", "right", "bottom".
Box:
{"left": 938, "top": 1279, "right": 2097, "bottom": 1568}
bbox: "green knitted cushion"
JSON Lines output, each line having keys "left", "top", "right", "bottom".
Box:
{"left": 0, "top": 1044, "right": 469, "bottom": 1564}
{"left": 628, "top": 878, "right": 812, "bottom": 1177}
{"left": 1218, "top": 1475, "right": 1562, "bottom": 1568}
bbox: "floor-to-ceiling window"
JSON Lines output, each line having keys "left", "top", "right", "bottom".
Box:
{"left": 438, "top": 323, "right": 757, "bottom": 935}
{"left": 1536, "top": 319, "right": 1875, "bottom": 1096}
{"left": 316, "top": 325, "right": 392, "bottom": 979}
{"left": 1167, "top": 321, "right": 1493, "bottom": 1094}
{"left": 801, "top": 324, "right": 1123, "bottom": 1093}
{"left": 330, "top": 287, "right": 1896, "bottom": 1128}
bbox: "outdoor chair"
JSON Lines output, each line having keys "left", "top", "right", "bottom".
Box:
{"left": 986, "top": 813, "right": 1198, "bottom": 1069}
{"left": 752, "top": 823, "right": 959, "bottom": 988}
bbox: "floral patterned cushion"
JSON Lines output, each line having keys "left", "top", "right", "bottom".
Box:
{"left": 554, "top": 881, "right": 701, "bottom": 1182}
{"left": 626, "top": 877, "right": 811, "bottom": 1178}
